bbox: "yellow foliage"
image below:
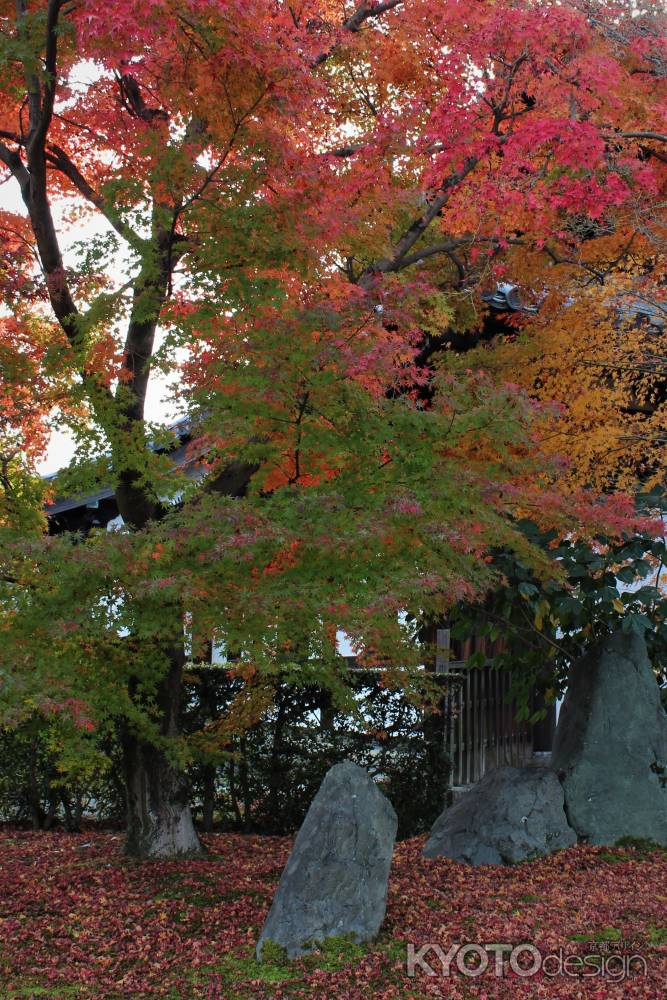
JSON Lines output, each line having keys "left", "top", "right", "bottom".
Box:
{"left": 478, "top": 245, "right": 667, "bottom": 491}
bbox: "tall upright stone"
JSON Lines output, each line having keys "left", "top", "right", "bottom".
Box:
{"left": 552, "top": 629, "right": 667, "bottom": 846}
{"left": 256, "top": 760, "right": 397, "bottom": 959}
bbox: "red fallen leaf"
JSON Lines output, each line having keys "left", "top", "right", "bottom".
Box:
{"left": 0, "top": 830, "right": 665, "bottom": 998}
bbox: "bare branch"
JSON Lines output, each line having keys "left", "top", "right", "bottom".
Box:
{"left": 542, "top": 244, "right": 606, "bottom": 284}
{"left": 618, "top": 131, "right": 667, "bottom": 144}
{"left": 487, "top": 50, "right": 529, "bottom": 135}
{"left": 575, "top": 358, "right": 667, "bottom": 376}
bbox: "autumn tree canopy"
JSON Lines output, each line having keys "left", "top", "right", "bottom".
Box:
{"left": 0, "top": 0, "right": 664, "bottom": 856}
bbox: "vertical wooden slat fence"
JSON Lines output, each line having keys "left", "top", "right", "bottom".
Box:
{"left": 436, "top": 628, "right": 534, "bottom": 787}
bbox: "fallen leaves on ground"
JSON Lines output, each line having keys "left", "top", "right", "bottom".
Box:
{"left": 0, "top": 830, "right": 665, "bottom": 998}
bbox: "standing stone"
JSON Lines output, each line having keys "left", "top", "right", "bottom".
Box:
{"left": 256, "top": 760, "right": 397, "bottom": 959}
{"left": 423, "top": 766, "right": 576, "bottom": 864}
{"left": 552, "top": 629, "right": 667, "bottom": 846}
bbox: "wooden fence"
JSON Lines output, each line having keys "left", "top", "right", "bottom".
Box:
{"left": 435, "top": 628, "right": 539, "bottom": 787}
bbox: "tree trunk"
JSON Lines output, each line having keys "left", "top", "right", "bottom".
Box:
{"left": 121, "top": 650, "right": 204, "bottom": 859}
{"left": 239, "top": 735, "right": 252, "bottom": 830}
{"left": 201, "top": 764, "right": 216, "bottom": 833}
{"left": 122, "top": 734, "right": 203, "bottom": 858}
{"left": 229, "top": 756, "right": 243, "bottom": 828}
{"left": 26, "top": 735, "right": 46, "bottom": 831}
{"left": 266, "top": 694, "right": 287, "bottom": 828}
{"left": 61, "top": 789, "right": 80, "bottom": 833}
{"left": 421, "top": 623, "right": 449, "bottom": 813}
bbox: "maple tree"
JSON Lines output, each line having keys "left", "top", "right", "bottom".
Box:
{"left": 0, "top": 0, "right": 665, "bottom": 857}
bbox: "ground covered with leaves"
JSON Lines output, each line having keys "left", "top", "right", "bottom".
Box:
{"left": 0, "top": 830, "right": 665, "bottom": 999}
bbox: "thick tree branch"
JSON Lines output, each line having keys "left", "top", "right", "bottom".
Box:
{"left": 0, "top": 139, "right": 30, "bottom": 195}
{"left": 10, "top": 0, "right": 81, "bottom": 342}
{"left": 357, "top": 155, "right": 481, "bottom": 287}
{"left": 116, "top": 71, "right": 168, "bottom": 123}
{"left": 111, "top": 271, "right": 169, "bottom": 526}
{"left": 345, "top": 0, "right": 405, "bottom": 27}
{"left": 28, "top": 0, "right": 64, "bottom": 155}
{"left": 327, "top": 143, "right": 365, "bottom": 158}
{"left": 44, "top": 143, "right": 144, "bottom": 248}
{"left": 16, "top": 0, "right": 42, "bottom": 141}
{"left": 394, "top": 239, "right": 468, "bottom": 270}
{"left": 205, "top": 460, "right": 259, "bottom": 498}
{"left": 313, "top": 0, "right": 405, "bottom": 67}
{"left": 618, "top": 131, "right": 667, "bottom": 143}
{"left": 2, "top": 126, "right": 143, "bottom": 248}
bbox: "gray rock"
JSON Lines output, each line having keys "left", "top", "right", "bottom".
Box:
{"left": 256, "top": 760, "right": 397, "bottom": 959}
{"left": 423, "top": 766, "right": 576, "bottom": 864}
{"left": 552, "top": 629, "right": 667, "bottom": 846}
